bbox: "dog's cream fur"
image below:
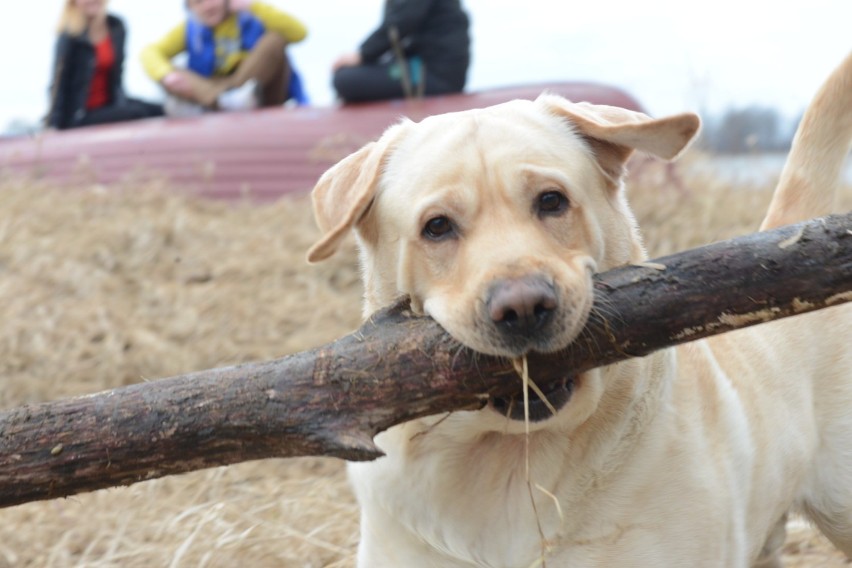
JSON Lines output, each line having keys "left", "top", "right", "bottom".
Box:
{"left": 307, "top": 51, "right": 852, "bottom": 567}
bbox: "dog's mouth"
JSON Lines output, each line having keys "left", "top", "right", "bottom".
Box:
{"left": 489, "top": 376, "right": 575, "bottom": 422}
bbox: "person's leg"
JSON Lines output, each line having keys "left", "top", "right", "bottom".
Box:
{"left": 163, "top": 95, "right": 206, "bottom": 118}
{"left": 333, "top": 61, "right": 460, "bottom": 103}
{"left": 226, "top": 32, "right": 289, "bottom": 106}
{"left": 72, "top": 106, "right": 125, "bottom": 127}
{"left": 73, "top": 102, "right": 162, "bottom": 128}
{"left": 163, "top": 34, "right": 289, "bottom": 111}
{"left": 124, "top": 98, "right": 165, "bottom": 118}
{"left": 163, "top": 69, "right": 230, "bottom": 108}
{"left": 421, "top": 70, "right": 458, "bottom": 97}
{"left": 258, "top": 51, "right": 289, "bottom": 107}
{"left": 333, "top": 64, "right": 407, "bottom": 103}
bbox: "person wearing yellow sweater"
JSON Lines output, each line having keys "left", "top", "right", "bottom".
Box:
{"left": 140, "top": 0, "right": 307, "bottom": 115}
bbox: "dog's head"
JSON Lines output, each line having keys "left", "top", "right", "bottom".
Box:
{"left": 307, "top": 94, "right": 699, "bottom": 424}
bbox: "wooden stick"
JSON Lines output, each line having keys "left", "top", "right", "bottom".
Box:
{"left": 0, "top": 212, "right": 850, "bottom": 509}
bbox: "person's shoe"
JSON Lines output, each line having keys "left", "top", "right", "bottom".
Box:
{"left": 217, "top": 80, "right": 259, "bottom": 112}
{"left": 164, "top": 96, "right": 206, "bottom": 118}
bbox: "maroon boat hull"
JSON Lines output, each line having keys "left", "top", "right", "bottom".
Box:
{"left": 0, "top": 83, "right": 642, "bottom": 201}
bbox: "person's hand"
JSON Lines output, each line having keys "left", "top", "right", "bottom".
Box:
{"left": 332, "top": 52, "right": 362, "bottom": 72}
{"left": 229, "top": 0, "right": 254, "bottom": 11}
{"left": 162, "top": 71, "right": 194, "bottom": 98}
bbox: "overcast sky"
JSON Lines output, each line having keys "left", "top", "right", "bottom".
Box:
{"left": 1, "top": 0, "right": 850, "bottom": 129}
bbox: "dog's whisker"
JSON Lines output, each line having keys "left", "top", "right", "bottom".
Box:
{"left": 590, "top": 299, "right": 624, "bottom": 326}
{"left": 574, "top": 320, "right": 605, "bottom": 360}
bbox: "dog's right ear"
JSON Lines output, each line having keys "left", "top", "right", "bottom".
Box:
{"left": 306, "top": 122, "right": 406, "bottom": 263}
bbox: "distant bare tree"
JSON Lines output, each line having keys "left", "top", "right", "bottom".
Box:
{"left": 699, "top": 106, "right": 794, "bottom": 153}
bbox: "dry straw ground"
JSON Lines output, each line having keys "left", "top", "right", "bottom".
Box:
{"left": 0, "top": 154, "right": 850, "bottom": 567}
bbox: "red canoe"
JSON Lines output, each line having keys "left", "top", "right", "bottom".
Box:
{"left": 0, "top": 82, "right": 642, "bottom": 201}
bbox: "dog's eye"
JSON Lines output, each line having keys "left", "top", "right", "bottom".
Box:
{"left": 536, "top": 190, "right": 570, "bottom": 217}
{"left": 422, "top": 216, "right": 455, "bottom": 240}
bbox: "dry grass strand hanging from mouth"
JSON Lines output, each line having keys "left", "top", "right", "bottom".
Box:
{"left": 513, "top": 355, "right": 557, "bottom": 567}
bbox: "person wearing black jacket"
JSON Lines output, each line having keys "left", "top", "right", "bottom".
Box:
{"left": 331, "top": 0, "right": 470, "bottom": 103}
{"left": 47, "top": 0, "right": 162, "bottom": 130}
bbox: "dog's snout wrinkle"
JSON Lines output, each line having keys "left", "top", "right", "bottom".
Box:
{"left": 487, "top": 276, "right": 557, "bottom": 334}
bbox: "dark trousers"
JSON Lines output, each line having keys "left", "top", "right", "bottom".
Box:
{"left": 333, "top": 62, "right": 458, "bottom": 103}
{"left": 74, "top": 98, "right": 164, "bottom": 128}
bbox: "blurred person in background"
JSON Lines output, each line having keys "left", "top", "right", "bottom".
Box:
{"left": 332, "top": 0, "right": 471, "bottom": 103}
{"left": 141, "top": 0, "right": 308, "bottom": 117}
{"left": 47, "top": 0, "right": 164, "bottom": 130}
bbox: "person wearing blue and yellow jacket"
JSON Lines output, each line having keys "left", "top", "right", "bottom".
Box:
{"left": 140, "top": 0, "right": 307, "bottom": 115}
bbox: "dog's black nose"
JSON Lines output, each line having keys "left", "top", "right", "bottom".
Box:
{"left": 487, "top": 276, "right": 557, "bottom": 335}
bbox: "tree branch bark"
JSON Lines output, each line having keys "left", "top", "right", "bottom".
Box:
{"left": 1, "top": 213, "right": 850, "bottom": 509}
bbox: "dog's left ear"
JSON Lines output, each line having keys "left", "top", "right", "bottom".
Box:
{"left": 306, "top": 121, "right": 408, "bottom": 263}
{"left": 538, "top": 94, "right": 701, "bottom": 181}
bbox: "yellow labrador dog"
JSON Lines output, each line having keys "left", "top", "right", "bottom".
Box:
{"left": 307, "top": 51, "right": 852, "bottom": 567}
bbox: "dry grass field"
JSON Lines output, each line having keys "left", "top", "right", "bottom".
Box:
{"left": 0, "top": 153, "right": 850, "bottom": 567}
